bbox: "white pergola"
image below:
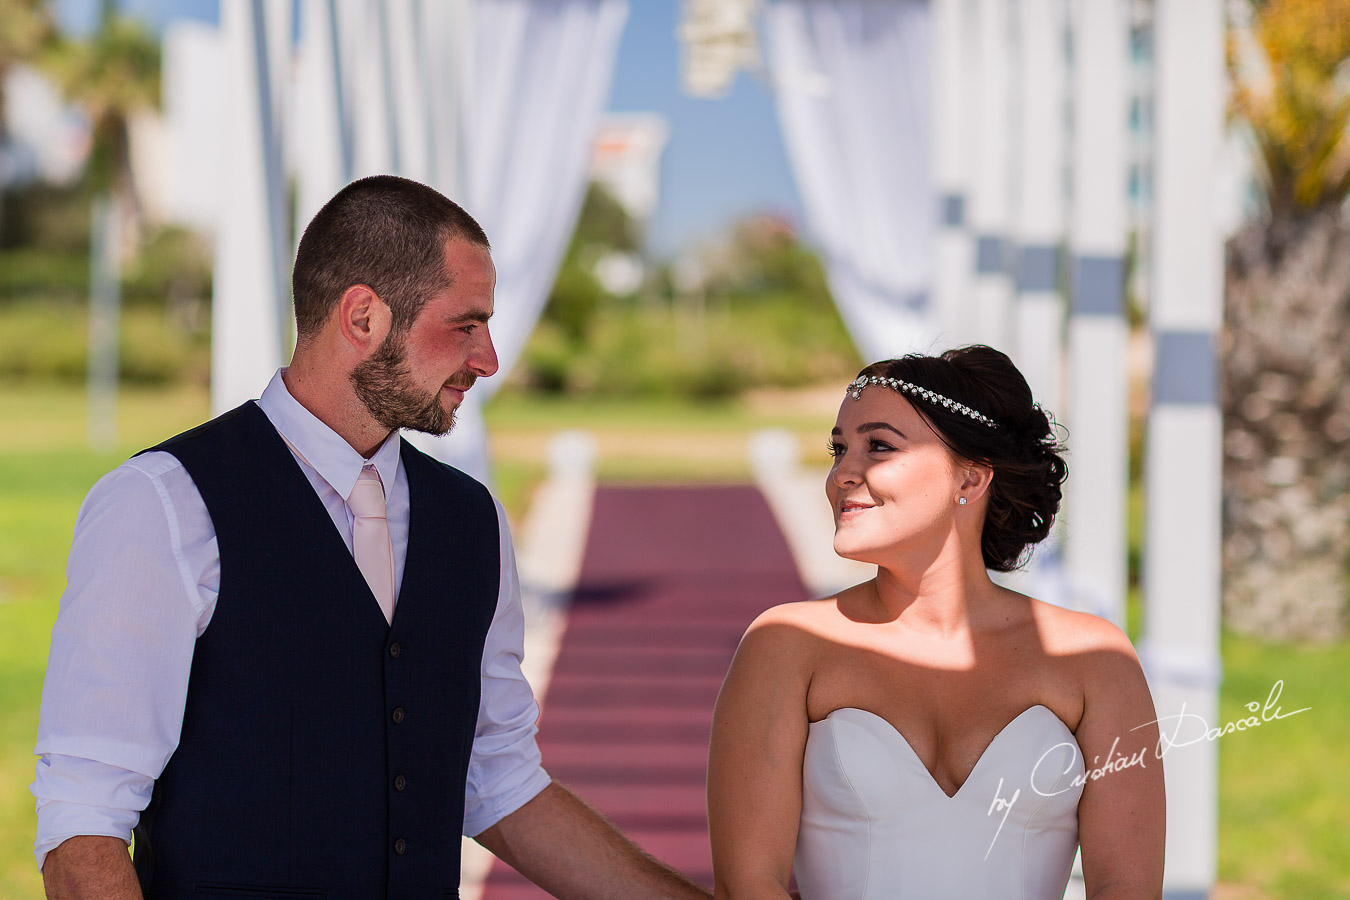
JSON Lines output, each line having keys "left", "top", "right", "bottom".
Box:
{"left": 214, "top": 1, "right": 1223, "bottom": 894}
{"left": 684, "top": 2, "right": 1223, "bottom": 895}
{"left": 213, "top": 0, "right": 627, "bottom": 478}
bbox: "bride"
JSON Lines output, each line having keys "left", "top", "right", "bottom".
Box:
{"left": 707, "top": 346, "right": 1164, "bottom": 899}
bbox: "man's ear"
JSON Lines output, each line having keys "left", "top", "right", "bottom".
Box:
{"left": 336, "top": 285, "right": 391, "bottom": 352}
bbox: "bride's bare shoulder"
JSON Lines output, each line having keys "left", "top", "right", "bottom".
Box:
{"left": 745, "top": 581, "right": 871, "bottom": 633}
{"left": 737, "top": 584, "right": 869, "bottom": 657}
{"left": 1024, "top": 594, "right": 1140, "bottom": 661}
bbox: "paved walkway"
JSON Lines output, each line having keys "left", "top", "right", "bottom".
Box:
{"left": 479, "top": 484, "right": 809, "bottom": 897}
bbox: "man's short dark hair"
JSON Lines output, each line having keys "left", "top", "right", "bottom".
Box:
{"left": 292, "top": 175, "right": 490, "bottom": 338}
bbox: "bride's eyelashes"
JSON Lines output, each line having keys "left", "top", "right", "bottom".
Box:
{"left": 826, "top": 438, "right": 897, "bottom": 459}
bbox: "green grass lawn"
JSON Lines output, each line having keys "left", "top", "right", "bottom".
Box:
{"left": 0, "top": 381, "right": 1344, "bottom": 898}
{"left": 1217, "top": 635, "right": 1350, "bottom": 898}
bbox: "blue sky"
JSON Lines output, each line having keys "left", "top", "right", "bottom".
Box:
{"left": 52, "top": 0, "right": 804, "bottom": 258}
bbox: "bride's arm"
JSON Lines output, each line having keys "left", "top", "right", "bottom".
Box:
{"left": 707, "top": 606, "right": 814, "bottom": 900}
{"left": 1072, "top": 619, "right": 1166, "bottom": 899}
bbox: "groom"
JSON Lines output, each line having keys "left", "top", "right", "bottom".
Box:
{"left": 33, "top": 175, "right": 709, "bottom": 899}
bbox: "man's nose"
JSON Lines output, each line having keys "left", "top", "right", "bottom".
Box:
{"left": 470, "top": 327, "right": 499, "bottom": 378}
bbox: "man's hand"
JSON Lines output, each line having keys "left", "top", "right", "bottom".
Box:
{"left": 475, "top": 781, "right": 711, "bottom": 899}
{"left": 42, "top": 836, "right": 142, "bottom": 900}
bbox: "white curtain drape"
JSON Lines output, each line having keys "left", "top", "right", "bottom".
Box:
{"left": 764, "top": 0, "right": 937, "bottom": 362}
{"left": 411, "top": 0, "right": 629, "bottom": 479}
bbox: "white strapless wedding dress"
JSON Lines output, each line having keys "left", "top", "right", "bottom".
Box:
{"left": 794, "top": 705, "right": 1085, "bottom": 899}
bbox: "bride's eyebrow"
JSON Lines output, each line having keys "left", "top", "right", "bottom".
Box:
{"left": 857, "top": 422, "right": 907, "bottom": 439}
{"left": 828, "top": 423, "right": 908, "bottom": 439}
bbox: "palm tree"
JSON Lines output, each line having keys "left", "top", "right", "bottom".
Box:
{"left": 42, "top": 0, "right": 160, "bottom": 257}
{"left": 1223, "top": 0, "right": 1350, "bottom": 640}
{"left": 0, "top": 0, "right": 54, "bottom": 235}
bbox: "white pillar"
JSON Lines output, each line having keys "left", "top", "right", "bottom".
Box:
{"left": 969, "top": 0, "right": 1014, "bottom": 348}
{"left": 421, "top": 0, "right": 466, "bottom": 197}
{"left": 1012, "top": 0, "right": 1067, "bottom": 409}
{"left": 87, "top": 195, "right": 122, "bottom": 450}
{"left": 1064, "top": 0, "right": 1131, "bottom": 627}
{"left": 932, "top": 0, "right": 974, "bottom": 346}
{"left": 387, "top": 0, "right": 431, "bottom": 182}
{"left": 1142, "top": 0, "right": 1223, "bottom": 894}
{"left": 266, "top": 0, "right": 295, "bottom": 350}
{"left": 350, "top": 0, "right": 396, "bottom": 178}
{"left": 212, "top": 0, "right": 288, "bottom": 413}
{"left": 296, "top": 0, "right": 353, "bottom": 237}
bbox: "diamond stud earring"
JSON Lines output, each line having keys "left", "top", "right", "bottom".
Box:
{"left": 957, "top": 497, "right": 967, "bottom": 506}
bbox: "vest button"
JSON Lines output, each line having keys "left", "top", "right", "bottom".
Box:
{"left": 394, "top": 837, "right": 407, "bottom": 855}
{"left": 391, "top": 707, "right": 406, "bottom": 724}
{"left": 389, "top": 642, "right": 402, "bottom": 659}
{"left": 394, "top": 774, "right": 407, "bottom": 791}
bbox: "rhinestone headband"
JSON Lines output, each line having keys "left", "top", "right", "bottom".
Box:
{"left": 847, "top": 375, "right": 999, "bottom": 428}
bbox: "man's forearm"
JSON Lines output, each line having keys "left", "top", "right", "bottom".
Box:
{"left": 475, "top": 781, "right": 711, "bottom": 899}
{"left": 43, "top": 835, "right": 142, "bottom": 900}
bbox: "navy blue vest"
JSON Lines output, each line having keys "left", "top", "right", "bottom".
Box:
{"left": 132, "top": 402, "right": 500, "bottom": 899}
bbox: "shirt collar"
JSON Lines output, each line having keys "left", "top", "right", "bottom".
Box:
{"left": 257, "top": 368, "right": 402, "bottom": 499}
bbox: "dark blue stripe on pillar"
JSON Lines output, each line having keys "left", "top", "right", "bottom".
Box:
{"left": 1018, "top": 245, "right": 1059, "bottom": 292}
{"left": 1154, "top": 330, "right": 1218, "bottom": 406}
{"left": 1071, "top": 255, "right": 1126, "bottom": 316}
{"left": 941, "top": 193, "right": 965, "bottom": 227}
{"left": 976, "top": 235, "right": 1005, "bottom": 274}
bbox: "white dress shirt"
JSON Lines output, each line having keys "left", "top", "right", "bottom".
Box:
{"left": 31, "top": 370, "right": 551, "bottom": 869}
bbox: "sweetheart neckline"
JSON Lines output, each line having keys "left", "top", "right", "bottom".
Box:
{"left": 811, "top": 705, "right": 1078, "bottom": 800}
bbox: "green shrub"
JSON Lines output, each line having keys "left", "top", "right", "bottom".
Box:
{"left": 0, "top": 300, "right": 208, "bottom": 385}
{"left": 516, "top": 295, "right": 861, "bottom": 401}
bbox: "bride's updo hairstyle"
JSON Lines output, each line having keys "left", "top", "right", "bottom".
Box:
{"left": 853, "top": 345, "right": 1067, "bottom": 571}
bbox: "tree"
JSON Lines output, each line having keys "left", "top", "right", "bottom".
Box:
{"left": 1223, "top": 0, "right": 1350, "bottom": 640}
{"left": 0, "top": 0, "right": 55, "bottom": 234}
{"left": 41, "top": 0, "right": 160, "bottom": 256}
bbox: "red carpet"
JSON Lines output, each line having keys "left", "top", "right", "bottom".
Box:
{"left": 480, "top": 484, "right": 809, "bottom": 897}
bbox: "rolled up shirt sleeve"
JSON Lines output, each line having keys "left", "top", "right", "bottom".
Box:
{"left": 461, "top": 500, "right": 552, "bottom": 837}
{"left": 31, "top": 455, "right": 212, "bottom": 869}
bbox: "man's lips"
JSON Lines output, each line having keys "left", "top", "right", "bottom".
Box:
{"left": 442, "top": 379, "right": 476, "bottom": 397}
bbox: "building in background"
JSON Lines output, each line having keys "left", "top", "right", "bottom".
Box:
{"left": 588, "top": 112, "right": 669, "bottom": 294}
{"left": 0, "top": 65, "right": 89, "bottom": 188}
{"left": 590, "top": 112, "right": 669, "bottom": 226}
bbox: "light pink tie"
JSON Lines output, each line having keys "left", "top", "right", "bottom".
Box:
{"left": 349, "top": 465, "right": 396, "bottom": 624}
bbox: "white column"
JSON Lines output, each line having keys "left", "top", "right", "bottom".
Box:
{"left": 1064, "top": 0, "right": 1131, "bottom": 626}
{"left": 266, "top": 0, "right": 295, "bottom": 349}
{"left": 968, "top": 0, "right": 1014, "bottom": 348}
{"left": 422, "top": 0, "right": 468, "bottom": 197}
{"left": 1142, "top": 0, "right": 1223, "bottom": 894}
{"left": 212, "top": 0, "right": 288, "bottom": 413}
{"left": 296, "top": 0, "right": 353, "bottom": 237}
{"left": 932, "top": 0, "right": 974, "bottom": 346}
{"left": 1012, "top": 0, "right": 1067, "bottom": 409}
{"left": 350, "top": 0, "right": 396, "bottom": 177}
{"left": 388, "top": 0, "right": 431, "bottom": 182}
{"left": 87, "top": 195, "right": 122, "bottom": 450}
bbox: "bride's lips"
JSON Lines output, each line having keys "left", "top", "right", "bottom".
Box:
{"left": 838, "top": 501, "right": 874, "bottom": 518}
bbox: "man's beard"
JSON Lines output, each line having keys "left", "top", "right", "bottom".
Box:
{"left": 349, "top": 331, "right": 475, "bottom": 436}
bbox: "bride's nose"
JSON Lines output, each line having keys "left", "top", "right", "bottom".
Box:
{"left": 830, "top": 453, "right": 862, "bottom": 489}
